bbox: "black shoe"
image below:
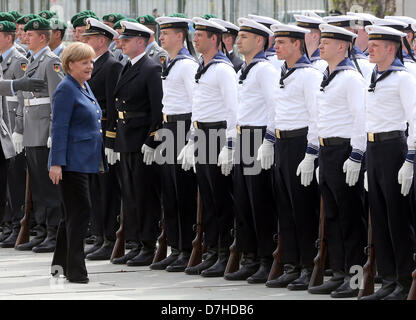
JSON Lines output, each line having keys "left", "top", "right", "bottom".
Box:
{"left": 0, "top": 223, "right": 11, "bottom": 242}
{"left": 150, "top": 248, "right": 180, "bottom": 270}
{"left": 85, "top": 235, "right": 96, "bottom": 245}
{"left": 247, "top": 258, "right": 272, "bottom": 284}
{"left": 382, "top": 284, "right": 409, "bottom": 300}
{"left": 166, "top": 251, "right": 191, "bottom": 272}
{"left": 67, "top": 277, "right": 89, "bottom": 284}
{"left": 32, "top": 227, "right": 57, "bottom": 253}
{"left": 201, "top": 248, "right": 229, "bottom": 278}
{"left": 224, "top": 254, "right": 259, "bottom": 281}
{"left": 111, "top": 247, "right": 141, "bottom": 265}
{"left": 0, "top": 229, "right": 19, "bottom": 248}
{"left": 324, "top": 269, "right": 333, "bottom": 277}
{"left": 15, "top": 236, "right": 45, "bottom": 251}
{"left": 185, "top": 248, "right": 218, "bottom": 275}
{"left": 308, "top": 271, "right": 345, "bottom": 294}
{"left": 266, "top": 264, "right": 300, "bottom": 288}
{"left": 287, "top": 268, "right": 313, "bottom": 291}
{"left": 84, "top": 236, "right": 104, "bottom": 256}
{"left": 359, "top": 277, "right": 396, "bottom": 300}
{"left": 330, "top": 276, "right": 359, "bottom": 298}
{"left": 127, "top": 245, "right": 155, "bottom": 267}
{"left": 86, "top": 240, "right": 114, "bottom": 260}
{"left": 126, "top": 241, "right": 139, "bottom": 250}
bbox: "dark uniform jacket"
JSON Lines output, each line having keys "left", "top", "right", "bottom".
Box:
{"left": 229, "top": 51, "right": 244, "bottom": 72}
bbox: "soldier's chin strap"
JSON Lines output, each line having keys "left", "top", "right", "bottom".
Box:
{"left": 397, "top": 42, "right": 404, "bottom": 64}
{"left": 264, "top": 37, "right": 269, "bottom": 52}
{"left": 185, "top": 30, "right": 198, "bottom": 60}
{"left": 220, "top": 38, "right": 232, "bottom": 60}
{"left": 303, "top": 41, "right": 309, "bottom": 60}
{"left": 350, "top": 39, "right": 363, "bottom": 76}
{"left": 403, "top": 36, "right": 416, "bottom": 62}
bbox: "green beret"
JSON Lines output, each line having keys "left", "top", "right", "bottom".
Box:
{"left": 50, "top": 18, "right": 67, "bottom": 30}
{"left": 39, "top": 10, "right": 57, "bottom": 20}
{"left": 24, "top": 17, "right": 51, "bottom": 32}
{"left": 137, "top": 14, "right": 156, "bottom": 25}
{"left": 72, "top": 13, "right": 98, "bottom": 28}
{"left": 0, "top": 21, "right": 16, "bottom": 32}
{"left": 201, "top": 14, "right": 217, "bottom": 20}
{"left": 8, "top": 10, "right": 22, "bottom": 20}
{"left": 16, "top": 14, "right": 40, "bottom": 25}
{"left": 103, "top": 13, "right": 126, "bottom": 24}
{"left": 0, "top": 12, "right": 15, "bottom": 22}
{"left": 71, "top": 10, "right": 97, "bottom": 24}
{"left": 169, "top": 13, "right": 187, "bottom": 18}
{"left": 113, "top": 18, "right": 136, "bottom": 30}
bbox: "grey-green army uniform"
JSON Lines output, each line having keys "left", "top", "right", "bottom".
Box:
{"left": 146, "top": 41, "right": 168, "bottom": 66}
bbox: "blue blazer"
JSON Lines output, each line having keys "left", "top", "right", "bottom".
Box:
{"left": 48, "top": 74, "right": 107, "bottom": 173}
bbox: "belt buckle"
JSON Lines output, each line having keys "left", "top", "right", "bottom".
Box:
{"left": 237, "top": 125, "right": 241, "bottom": 135}
{"left": 193, "top": 121, "right": 198, "bottom": 129}
{"left": 319, "top": 137, "right": 324, "bottom": 147}
{"left": 163, "top": 114, "right": 168, "bottom": 123}
{"left": 368, "top": 132, "right": 375, "bottom": 142}
{"left": 24, "top": 99, "right": 30, "bottom": 107}
{"left": 118, "top": 111, "right": 124, "bottom": 119}
{"left": 275, "top": 129, "right": 280, "bottom": 139}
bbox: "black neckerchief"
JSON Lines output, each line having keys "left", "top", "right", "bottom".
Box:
{"left": 195, "top": 51, "right": 233, "bottom": 83}
{"left": 161, "top": 47, "right": 195, "bottom": 80}
{"left": 280, "top": 54, "right": 312, "bottom": 88}
{"left": 238, "top": 51, "right": 268, "bottom": 84}
{"left": 368, "top": 57, "right": 406, "bottom": 93}
{"left": 320, "top": 57, "right": 356, "bottom": 92}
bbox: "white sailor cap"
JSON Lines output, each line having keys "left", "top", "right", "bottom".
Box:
{"left": 370, "top": 17, "right": 408, "bottom": 32}
{"left": 347, "top": 11, "right": 376, "bottom": 26}
{"left": 119, "top": 20, "right": 154, "bottom": 39}
{"left": 237, "top": 17, "right": 273, "bottom": 37}
{"left": 385, "top": 16, "right": 416, "bottom": 30}
{"left": 271, "top": 23, "right": 310, "bottom": 39}
{"left": 365, "top": 24, "right": 406, "bottom": 42}
{"left": 294, "top": 13, "right": 324, "bottom": 29}
{"left": 209, "top": 18, "right": 239, "bottom": 36}
{"left": 192, "top": 17, "right": 226, "bottom": 33}
{"left": 155, "top": 16, "right": 191, "bottom": 30}
{"left": 83, "top": 17, "right": 119, "bottom": 40}
{"left": 323, "top": 15, "right": 360, "bottom": 28}
{"left": 248, "top": 14, "right": 280, "bottom": 28}
{"left": 411, "top": 22, "right": 416, "bottom": 34}
{"left": 319, "top": 23, "right": 357, "bottom": 42}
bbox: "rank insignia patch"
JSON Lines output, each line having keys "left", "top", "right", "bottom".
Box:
{"left": 53, "top": 64, "right": 61, "bottom": 72}
{"left": 20, "top": 63, "right": 27, "bottom": 71}
{"left": 160, "top": 56, "right": 166, "bottom": 64}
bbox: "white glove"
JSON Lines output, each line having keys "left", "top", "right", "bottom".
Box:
{"left": 256, "top": 139, "right": 274, "bottom": 170}
{"left": 105, "top": 148, "right": 120, "bottom": 165}
{"left": 141, "top": 144, "right": 155, "bottom": 165}
{"left": 47, "top": 136, "right": 52, "bottom": 149}
{"left": 177, "top": 141, "right": 195, "bottom": 172}
{"left": 364, "top": 171, "right": 368, "bottom": 192}
{"left": 398, "top": 161, "right": 413, "bottom": 196}
{"left": 296, "top": 153, "right": 317, "bottom": 187}
{"left": 315, "top": 167, "right": 319, "bottom": 185}
{"left": 343, "top": 159, "right": 361, "bottom": 187}
{"left": 217, "top": 146, "right": 234, "bottom": 176}
{"left": 12, "top": 132, "right": 23, "bottom": 154}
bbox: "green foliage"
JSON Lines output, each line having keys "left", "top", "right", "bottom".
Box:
{"left": 330, "top": 0, "right": 396, "bottom": 17}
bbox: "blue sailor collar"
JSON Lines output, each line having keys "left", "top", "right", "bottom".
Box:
{"left": 265, "top": 46, "right": 276, "bottom": 57}
{"left": 375, "top": 57, "right": 406, "bottom": 74}
{"left": 351, "top": 46, "right": 368, "bottom": 60}
{"left": 310, "top": 48, "right": 321, "bottom": 62}
{"left": 402, "top": 50, "right": 415, "bottom": 63}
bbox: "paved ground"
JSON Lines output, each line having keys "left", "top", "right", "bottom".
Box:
{"left": 0, "top": 245, "right": 365, "bottom": 300}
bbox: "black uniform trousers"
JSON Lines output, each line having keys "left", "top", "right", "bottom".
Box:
{"left": 25, "top": 146, "right": 61, "bottom": 229}
{"left": 119, "top": 151, "right": 162, "bottom": 245}
{"left": 319, "top": 141, "right": 367, "bottom": 272}
{"left": 233, "top": 127, "right": 277, "bottom": 258}
{"left": 52, "top": 172, "right": 91, "bottom": 281}
{"left": 194, "top": 123, "right": 234, "bottom": 249}
{"left": 274, "top": 133, "right": 319, "bottom": 268}
{"left": 367, "top": 136, "right": 416, "bottom": 288}
{"left": 161, "top": 120, "right": 197, "bottom": 252}
{"left": 0, "top": 149, "right": 8, "bottom": 224}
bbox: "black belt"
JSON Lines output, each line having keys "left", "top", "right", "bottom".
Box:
{"left": 193, "top": 121, "right": 226, "bottom": 129}
{"left": 276, "top": 127, "right": 308, "bottom": 139}
{"left": 163, "top": 113, "right": 192, "bottom": 123}
{"left": 319, "top": 137, "right": 350, "bottom": 147}
{"left": 118, "top": 110, "right": 149, "bottom": 120}
{"left": 367, "top": 130, "right": 405, "bottom": 142}
{"left": 237, "top": 125, "right": 266, "bottom": 134}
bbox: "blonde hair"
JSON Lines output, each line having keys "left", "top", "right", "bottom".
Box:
{"left": 61, "top": 42, "right": 95, "bottom": 74}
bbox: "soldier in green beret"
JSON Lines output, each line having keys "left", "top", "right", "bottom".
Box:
{"left": 102, "top": 13, "right": 126, "bottom": 28}
{"left": 0, "top": 12, "right": 15, "bottom": 22}
{"left": 71, "top": 11, "right": 98, "bottom": 42}
{"left": 49, "top": 18, "right": 67, "bottom": 58}
{"left": 39, "top": 10, "right": 57, "bottom": 20}
{"left": 15, "top": 14, "right": 40, "bottom": 55}
{"left": 201, "top": 13, "right": 218, "bottom": 20}
{"left": 136, "top": 14, "right": 167, "bottom": 65}
{"left": 8, "top": 10, "right": 22, "bottom": 21}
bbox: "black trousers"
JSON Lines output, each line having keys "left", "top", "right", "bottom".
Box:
{"left": 88, "top": 163, "right": 121, "bottom": 241}
{"left": 119, "top": 152, "right": 162, "bottom": 244}
{"left": 161, "top": 120, "right": 197, "bottom": 252}
{"left": 367, "top": 137, "right": 416, "bottom": 288}
{"left": 0, "top": 149, "right": 8, "bottom": 224}
{"left": 234, "top": 128, "right": 277, "bottom": 258}
{"left": 194, "top": 124, "right": 233, "bottom": 249}
{"left": 52, "top": 172, "right": 91, "bottom": 281}
{"left": 319, "top": 142, "right": 367, "bottom": 272}
{"left": 274, "top": 134, "right": 319, "bottom": 268}
{"left": 25, "top": 146, "right": 61, "bottom": 227}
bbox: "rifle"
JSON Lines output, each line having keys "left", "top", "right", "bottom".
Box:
{"left": 187, "top": 189, "right": 203, "bottom": 268}
{"left": 309, "top": 196, "right": 327, "bottom": 288}
{"left": 407, "top": 254, "right": 416, "bottom": 300}
{"left": 358, "top": 213, "right": 375, "bottom": 298}
{"left": 15, "top": 170, "right": 31, "bottom": 247}
{"left": 110, "top": 200, "right": 125, "bottom": 260}
{"left": 224, "top": 220, "right": 241, "bottom": 275}
{"left": 152, "top": 218, "right": 167, "bottom": 263}
{"left": 267, "top": 232, "right": 284, "bottom": 281}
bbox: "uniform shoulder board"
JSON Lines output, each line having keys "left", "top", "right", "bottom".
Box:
{"left": 53, "top": 63, "right": 61, "bottom": 72}
{"left": 20, "top": 62, "right": 28, "bottom": 71}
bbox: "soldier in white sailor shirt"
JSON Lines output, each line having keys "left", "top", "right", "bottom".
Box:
{"left": 149, "top": 15, "right": 199, "bottom": 272}
{"left": 222, "top": 18, "right": 277, "bottom": 284}
{"left": 178, "top": 17, "right": 237, "bottom": 278}
{"left": 360, "top": 25, "right": 416, "bottom": 301}
{"left": 307, "top": 24, "right": 367, "bottom": 298}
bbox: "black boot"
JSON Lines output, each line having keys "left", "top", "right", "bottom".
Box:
{"left": 287, "top": 267, "right": 313, "bottom": 291}
{"left": 0, "top": 225, "right": 20, "bottom": 248}
{"left": 32, "top": 226, "right": 57, "bottom": 253}
{"left": 126, "top": 240, "right": 138, "bottom": 250}
{"left": 224, "top": 253, "right": 259, "bottom": 281}
{"left": 201, "top": 248, "right": 229, "bottom": 278}
{"left": 15, "top": 226, "right": 46, "bottom": 251}
{"left": 150, "top": 248, "right": 180, "bottom": 270}
{"left": 247, "top": 257, "right": 272, "bottom": 284}
{"left": 266, "top": 264, "right": 300, "bottom": 288}
{"left": 382, "top": 283, "right": 410, "bottom": 300}
{"left": 86, "top": 239, "right": 115, "bottom": 260}
{"left": 185, "top": 248, "right": 218, "bottom": 275}
{"left": 84, "top": 235, "right": 104, "bottom": 256}
{"left": 85, "top": 234, "right": 96, "bottom": 245}
{"left": 166, "top": 251, "right": 191, "bottom": 272}
{"left": 359, "top": 276, "right": 396, "bottom": 300}
{"left": 308, "top": 270, "right": 345, "bottom": 294}
{"left": 0, "top": 223, "right": 11, "bottom": 242}
{"left": 330, "top": 275, "right": 359, "bottom": 298}
{"left": 111, "top": 246, "right": 141, "bottom": 265}
{"left": 127, "top": 242, "right": 155, "bottom": 266}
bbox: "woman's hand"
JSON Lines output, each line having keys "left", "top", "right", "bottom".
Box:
{"left": 49, "top": 165, "right": 62, "bottom": 185}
